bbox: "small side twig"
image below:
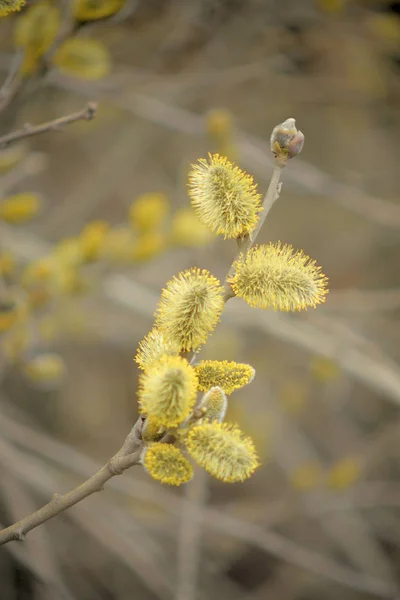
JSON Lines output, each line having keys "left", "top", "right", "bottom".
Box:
{"left": 0, "top": 420, "right": 142, "bottom": 546}
{"left": 0, "top": 102, "right": 97, "bottom": 148}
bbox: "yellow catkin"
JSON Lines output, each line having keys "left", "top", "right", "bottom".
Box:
{"left": 0, "top": 193, "right": 40, "bottom": 224}
{"left": 229, "top": 243, "right": 328, "bottom": 311}
{"left": 14, "top": 2, "right": 60, "bottom": 58}
{"left": 155, "top": 268, "right": 224, "bottom": 352}
{"left": 195, "top": 360, "right": 255, "bottom": 395}
{"left": 138, "top": 355, "right": 198, "bottom": 427}
{"left": 0, "top": 299, "right": 20, "bottom": 333}
{"left": 290, "top": 462, "right": 322, "bottom": 491}
{"left": 310, "top": 356, "right": 340, "bottom": 383}
{"left": 135, "top": 328, "right": 180, "bottom": 371}
{"left": 141, "top": 416, "right": 166, "bottom": 443}
{"left": 170, "top": 208, "right": 213, "bottom": 248}
{"left": 198, "top": 386, "right": 227, "bottom": 423}
{"left": 0, "top": 253, "right": 15, "bottom": 277}
{"left": 327, "top": 457, "right": 361, "bottom": 490}
{"left": 129, "top": 193, "right": 169, "bottom": 233}
{"left": 79, "top": 221, "right": 109, "bottom": 262}
{"left": 53, "top": 38, "right": 111, "bottom": 80}
{"left": 22, "top": 353, "right": 66, "bottom": 387}
{"left": 143, "top": 443, "right": 193, "bottom": 486}
{"left": 130, "top": 232, "right": 166, "bottom": 262}
{"left": 0, "top": 0, "right": 25, "bottom": 17}
{"left": 188, "top": 153, "right": 262, "bottom": 239}
{"left": 73, "top": 0, "right": 124, "bottom": 20}
{"left": 186, "top": 422, "right": 259, "bottom": 483}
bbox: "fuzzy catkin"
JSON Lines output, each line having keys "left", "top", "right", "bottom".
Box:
{"left": 188, "top": 154, "right": 262, "bottom": 239}
{"left": 155, "top": 268, "right": 224, "bottom": 352}
{"left": 229, "top": 243, "right": 328, "bottom": 311}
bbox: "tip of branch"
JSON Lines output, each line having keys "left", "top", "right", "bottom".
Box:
{"left": 85, "top": 102, "right": 98, "bottom": 120}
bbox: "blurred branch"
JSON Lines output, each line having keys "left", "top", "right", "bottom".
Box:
{"left": 0, "top": 418, "right": 142, "bottom": 545}
{"left": 176, "top": 469, "right": 209, "bottom": 600}
{"left": 0, "top": 50, "right": 23, "bottom": 114}
{"left": 0, "top": 102, "right": 97, "bottom": 148}
{"left": 0, "top": 465, "right": 74, "bottom": 600}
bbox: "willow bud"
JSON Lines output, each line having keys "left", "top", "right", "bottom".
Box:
{"left": 270, "top": 118, "right": 304, "bottom": 162}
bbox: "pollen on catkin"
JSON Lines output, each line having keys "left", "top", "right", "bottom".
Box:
{"left": 188, "top": 154, "right": 262, "bottom": 239}
{"left": 155, "top": 268, "right": 224, "bottom": 352}
{"left": 229, "top": 243, "right": 328, "bottom": 311}
{"left": 0, "top": 0, "right": 25, "bottom": 17}
{"left": 198, "top": 386, "right": 227, "bottom": 423}
{"left": 138, "top": 355, "right": 198, "bottom": 427}
{"left": 186, "top": 422, "right": 259, "bottom": 482}
{"left": 135, "top": 328, "right": 180, "bottom": 371}
{"left": 195, "top": 360, "right": 255, "bottom": 395}
{"left": 143, "top": 443, "right": 193, "bottom": 486}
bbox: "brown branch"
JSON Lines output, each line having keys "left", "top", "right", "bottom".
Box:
{"left": 0, "top": 420, "right": 143, "bottom": 546}
{"left": 0, "top": 102, "right": 97, "bottom": 148}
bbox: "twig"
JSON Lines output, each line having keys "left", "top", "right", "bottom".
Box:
{"left": 0, "top": 419, "right": 142, "bottom": 546}
{"left": 0, "top": 50, "right": 23, "bottom": 114}
{"left": 0, "top": 102, "right": 97, "bottom": 148}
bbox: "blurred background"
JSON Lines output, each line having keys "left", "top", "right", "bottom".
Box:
{"left": 0, "top": 0, "right": 400, "bottom": 598}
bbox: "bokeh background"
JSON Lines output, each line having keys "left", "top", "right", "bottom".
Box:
{"left": 1, "top": 0, "right": 400, "bottom": 598}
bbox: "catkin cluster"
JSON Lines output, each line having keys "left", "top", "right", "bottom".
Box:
{"left": 136, "top": 120, "right": 328, "bottom": 488}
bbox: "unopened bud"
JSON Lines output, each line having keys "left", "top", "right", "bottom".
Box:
{"left": 270, "top": 118, "right": 304, "bottom": 162}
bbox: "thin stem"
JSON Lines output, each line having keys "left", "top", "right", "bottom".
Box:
{"left": 0, "top": 102, "right": 97, "bottom": 148}
{"left": 0, "top": 425, "right": 142, "bottom": 546}
{"left": 224, "top": 162, "right": 284, "bottom": 299}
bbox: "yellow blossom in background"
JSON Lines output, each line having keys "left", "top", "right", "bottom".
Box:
{"left": 170, "top": 208, "right": 214, "bottom": 248}
{"left": 206, "top": 108, "right": 237, "bottom": 161}
{"left": 14, "top": 2, "right": 60, "bottom": 74}
{"left": 317, "top": 0, "right": 345, "bottom": 14}
{"left": 278, "top": 380, "right": 309, "bottom": 414}
{"left": 0, "top": 253, "right": 15, "bottom": 277}
{"left": 195, "top": 360, "right": 255, "bottom": 394}
{"left": 310, "top": 356, "right": 340, "bottom": 383}
{"left": 198, "top": 386, "right": 227, "bottom": 423}
{"left": 186, "top": 422, "right": 259, "bottom": 483}
{"left": 188, "top": 154, "right": 262, "bottom": 239}
{"left": 21, "top": 258, "right": 54, "bottom": 287}
{"left": 37, "top": 315, "right": 59, "bottom": 343}
{"left": 327, "top": 457, "right": 361, "bottom": 489}
{"left": 22, "top": 352, "right": 66, "bottom": 389}
{"left": 229, "top": 243, "right": 328, "bottom": 311}
{"left": 2, "top": 327, "right": 30, "bottom": 362}
{"left": 130, "top": 232, "right": 167, "bottom": 262}
{"left": 0, "top": 193, "right": 41, "bottom": 224}
{"left": 73, "top": 0, "right": 124, "bottom": 20}
{"left": 366, "top": 13, "right": 400, "bottom": 50}
{"left": 155, "top": 268, "right": 224, "bottom": 352}
{"left": 0, "top": 298, "right": 20, "bottom": 333}
{"left": 138, "top": 355, "right": 198, "bottom": 427}
{"left": 53, "top": 37, "right": 111, "bottom": 80}
{"left": 289, "top": 462, "right": 323, "bottom": 491}
{"left": 55, "top": 237, "right": 83, "bottom": 267}
{"left": 101, "top": 226, "right": 134, "bottom": 262}
{"left": 0, "top": 0, "right": 26, "bottom": 17}
{"left": 143, "top": 443, "right": 193, "bottom": 486}
{"left": 135, "top": 328, "right": 180, "bottom": 371}
{"left": 79, "top": 220, "right": 109, "bottom": 262}
{"left": 206, "top": 109, "right": 233, "bottom": 141}
{"left": 129, "top": 193, "right": 169, "bottom": 233}
{"left": 0, "top": 144, "right": 27, "bottom": 173}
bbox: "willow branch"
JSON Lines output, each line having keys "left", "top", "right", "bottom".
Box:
{"left": 0, "top": 102, "right": 97, "bottom": 148}
{"left": 0, "top": 420, "right": 143, "bottom": 546}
